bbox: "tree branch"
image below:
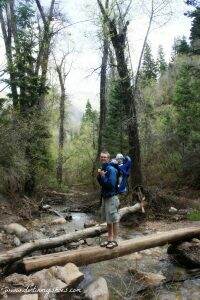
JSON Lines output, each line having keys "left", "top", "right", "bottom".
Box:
{"left": 35, "top": 0, "right": 46, "bottom": 24}
{"left": 48, "top": 0, "right": 56, "bottom": 22}
{"left": 134, "top": 0, "right": 154, "bottom": 91}
{"left": 0, "top": 6, "right": 8, "bottom": 45}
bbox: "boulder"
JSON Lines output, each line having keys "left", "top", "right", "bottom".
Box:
{"left": 31, "top": 268, "right": 67, "bottom": 291}
{"left": 2, "top": 223, "right": 28, "bottom": 238}
{"left": 20, "top": 231, "right": 40, "bottom": 243}
{"left": 5, "top": 273, "right": 34, "bottom": 287}
{"left": 128, "top": 269, "right": 166, "bottom": 286}
{"left": 51, "top": 263, "right": 84, "bottom": 287}
{"left": 169, "top": 207, "right": 178, "bottom": 213}
{"left": 167, "top": 238, "right": 200, "bottom": 268}
{"left": 50, "top": 217, "right": 66, "bottom": 225}
{"left": 85, "top": 238, "right": 95, "bottom": 246}
{"left": 84, "top": 221, "right": 98, "bottom": 228}
{"left": 84, "top": 277, "right": 109, "bottom": 300}
{"left": 42, "top": 204, "right": 51, "bottom": 210}
{"left": 13, "top": 236, "right": 21, "bottom": 247}
{"left": 5, "top": 263, "right": 84, "bottom": 298}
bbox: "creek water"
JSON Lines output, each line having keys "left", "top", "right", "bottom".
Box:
{"left": 20, "top": 207, "right": 200, "bottom": 300}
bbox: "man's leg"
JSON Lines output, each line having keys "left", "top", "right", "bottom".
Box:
{"left": 113, "top": 222, "right": 118, "bottom": 241}
{"left": 107, "top": 223, "right": 113, "bottom": 241}
{"left": 106, "top": 222, "right": 118, "bottom": 248}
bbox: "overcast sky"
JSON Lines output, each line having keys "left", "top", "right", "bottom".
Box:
{"left": 0, "top": 0, "right": 192, "bottom": 112}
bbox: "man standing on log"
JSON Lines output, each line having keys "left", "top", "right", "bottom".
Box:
{"left": 97, "top": 151, "right": 119, "bottom": 249}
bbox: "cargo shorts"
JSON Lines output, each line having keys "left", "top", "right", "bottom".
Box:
{"left": 101, "top": 195, "right": 120, "bottom": 224}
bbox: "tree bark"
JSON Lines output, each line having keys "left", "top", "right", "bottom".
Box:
{"left": 56, "top": 65, "right": 66, "bottom": 185}
{"left": 0, "top": 203, "right": 144, "bottom": 267}
{"left": 97, "top": 0, "right": 110, "bottom": 157}
{"left": 23, "top": 227, "right": 200, "bottom": 272}
{"left": 0, "top": 3, "right": 18, "bottom": 108}
{"left": 35, "top": 0, "right": 56, "bottom": 110}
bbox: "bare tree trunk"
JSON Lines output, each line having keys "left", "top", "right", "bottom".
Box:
{"left": 57, "top": 70, "right": 66, "bottom": 185}
{"left": 97, "top": 36, "right": 109, "bottom": 155}
{"left": 0, "top": 3, "right": 18, "bottom": 108}
{"left": 35, "top": 0, "right": 56, "bottom": 110}
{"left": 54, "top": 56, "right": 68, "bottom": 185}
{"left": 97, "top": 0, "right": 110, "bottom": 159}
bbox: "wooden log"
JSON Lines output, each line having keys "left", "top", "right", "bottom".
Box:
{"left": 0, "top": 203, "right": 143, "bottom": 267}
{"left": 118, "top": 202, "right": 145, "bottom": 217}
{"left": 23, "top": 227, "right": 200, "bottom": 272}
{"left": 0, "top": 225, "right": 106, "bottom": 267}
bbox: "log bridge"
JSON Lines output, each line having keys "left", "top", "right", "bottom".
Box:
{"left": 0, "top": 203, "right": 143, "bottom": 267}
{"left": 23, "top": 227, "right": 200, "bottom": 272}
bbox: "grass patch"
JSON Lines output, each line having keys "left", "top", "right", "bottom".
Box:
{"left": 187, "top": 210, "right": 200, "bottom": 221}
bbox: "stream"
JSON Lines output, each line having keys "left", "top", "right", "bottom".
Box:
{"left": 22, "top": 204, "right": 200, "bottom": 300}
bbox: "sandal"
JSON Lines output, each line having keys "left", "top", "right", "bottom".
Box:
{"left": 106, "top": 240, "right": 118, "bottom": 249}
{"left": 100, "top": 240, "right": 110, "bottom": 247}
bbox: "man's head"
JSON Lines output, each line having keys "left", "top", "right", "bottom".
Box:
{"left": 100, "top": 151, "right": 110, "bottom": 164}
{"left": 116, "top": 153, "right": 124, "bottom": 164}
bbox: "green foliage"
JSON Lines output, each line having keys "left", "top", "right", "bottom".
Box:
{"left": 172, "top": 61, "right": 200, "bottom": 186}
{"left": 82, "top": 100, "right": 97, "bottom": 124}
{"left": 0, "top": 106, "right": 27, "bottom": 194}
{"left": 65, "top": 101, "right": 98, "bottom": 186}
{"left": 189, "top": 7, "right": 200, "bottom": 54}
{"left": 138, "top": 53, "right": 200, "bottom": 188}
{"left": 0, "top": 0, "right": 57, "bottom": 194}
{"left": 104, "top": 79, "right": 128, "bottom": 156}
{"left": 157, "top": 45, "right": 167, "bottom": 75}
{"left": 140, "top": 43, "right": 157, "bottom": 86}
{"left": 187, "top": 210, "right": 200, "bottom": 221}
{"left": 172, "top": 36, "right": 191, "bottom": 56}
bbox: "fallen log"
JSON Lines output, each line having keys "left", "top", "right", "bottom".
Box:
{"left": 0, "top": 225, "right": 106, "bottom": 267}
{"left": 118, "top": 202, "right": 146, "bottom": 218}
{"left": 23, "top": 227, "right": 200, "bottom": 272}
{"left": 0, "top": 203, "right": 144, "bottom": 266}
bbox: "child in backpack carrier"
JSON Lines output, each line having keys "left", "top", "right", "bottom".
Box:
{"left": 111, "top": 153, "right": 132, "bottom": 194}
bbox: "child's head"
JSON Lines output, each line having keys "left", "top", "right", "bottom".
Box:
{"left": 116, "top": 153, "right": 124, "bottom": 164}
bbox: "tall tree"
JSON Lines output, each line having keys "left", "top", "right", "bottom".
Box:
{"left": 172, "top": 36, "right": 191, "bottom": 55}
{"left": 185, "top": 0, "right": 200, "bottom": 54}
{"left": 140, "top": 43, "right": 157, "bottom": 86}
{"left": 97, "top": 0, "right": 110, "bottom": 157}
{"left": 0, "top": 0, "right": 61, "bottom": 194}
{"left": 97, "top": 0, "right": 143, "bottom": 187}
{"left": 104, "top": 79, "right": 128, "bottom": 155}
{"left": 157, "top": 45, "right": 167, "bottom": 75}
{"left": 97, "top": 0, "right": 172, "bottom": 188}
{"left": 82, "top": 100, "right": 97, "bottom": 124}
{"left": 173, "top": 62, "right": 200, "bottom": 186}
{"left": 54, "top": 54, "right": 70, "bottom": 185}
